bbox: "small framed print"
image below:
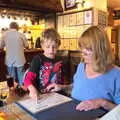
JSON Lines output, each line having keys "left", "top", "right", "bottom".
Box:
{"left": 84, "top": 10, "right": 93, "bottom": 24}
{"left": 64, "top": 0, "right": 77, "bottom": 10}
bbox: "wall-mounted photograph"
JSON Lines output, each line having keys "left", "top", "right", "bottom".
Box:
{"left": 64, "top": 0, "right": 77, "bottom": 10}
{"left": 84, "top": 10, "right": 93, "bottom": 24}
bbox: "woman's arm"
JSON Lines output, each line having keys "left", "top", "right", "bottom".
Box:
{"left": 76, "top": 99, "right": 117, "bottom": 111}
{"left": 101, "top": 99, "right": 117, "bottom": 110}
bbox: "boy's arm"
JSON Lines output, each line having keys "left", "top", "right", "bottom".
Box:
{"left": 28, "top": 84, "right": 38, "bottom": 100}
{"left": 45, "top": 83, "right": 72, "bottom": 92}
{"left": 24, "top": 55, "right": 41, "bottom": 88}
{"left": 24, "top": 71, "right": 37, "bottom": 88}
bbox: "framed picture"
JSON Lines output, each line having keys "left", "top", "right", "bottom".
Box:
{"left": 84, "top": 10, "right": 93, "bottom": 24}
{"left": 64, "top": 0, "right": 77, "bottom": 10}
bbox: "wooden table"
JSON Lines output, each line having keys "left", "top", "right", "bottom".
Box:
{"left": 0, "top": 103, "right": 36, "bottom": 120}
{"left": 0, "top": 89, "right": 107, "bottom": 120}
{"left": 0, "top": 88, "right": 36, "bottom": 120}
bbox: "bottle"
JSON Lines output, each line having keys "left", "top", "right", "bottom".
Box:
{"left": 31, "top": 40, "right": 34, "bottom": 49}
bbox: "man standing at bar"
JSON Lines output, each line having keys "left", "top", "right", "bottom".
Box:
{"left": 0, "top": 22, "right": 28, "bottom": 88}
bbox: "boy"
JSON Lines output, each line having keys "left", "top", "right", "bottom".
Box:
{"left": 24, "top": 28, "right": 68, "bottom": 100}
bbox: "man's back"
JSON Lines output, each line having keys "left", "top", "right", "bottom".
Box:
{"left": 1, "top": 29, "right": 28, "bottom": 67}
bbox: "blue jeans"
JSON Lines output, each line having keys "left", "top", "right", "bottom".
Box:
{"left": 7, "top": 66, "right": 24, "bottom": 86}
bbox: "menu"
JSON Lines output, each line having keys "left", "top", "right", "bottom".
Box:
{"left": 17, "top": 93, "right": 72, "bottom": 114}
{"left": 100, "top": 105, "right": 120, "bottom": 120}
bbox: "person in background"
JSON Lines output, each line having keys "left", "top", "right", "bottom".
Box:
{"left": 35, "top": 37, "right": 41, "bottom": 48}
{"left": 27, "top": 31, "right": 32, "bottom": 41}
{"left": 0, "top": 22, "right": 28, "bottom": 89}
{"left": 0, "top": 28, "right": 5, "bottom": 35}
{"left": 0, "top": 28, "right": 6, "bottom": 41}
{"left": 24, "top": 31, "right": 33, "bottom": 49}
{"left": 24, "top": 28, "right": 68, "bottom": 100}
{"left": 46, "top": 26, "right": 120, "bottom": 111}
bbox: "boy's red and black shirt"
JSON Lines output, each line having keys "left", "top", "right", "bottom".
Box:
{"left": 25, "top": 54, "right": 68, "bottom": 90}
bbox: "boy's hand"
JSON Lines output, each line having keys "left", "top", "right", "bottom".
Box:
{"left": 28, "top": 85, "right": 38, "bottom": 101}
{"left": 45, "top": 83, "right": 62, "bottom": 92}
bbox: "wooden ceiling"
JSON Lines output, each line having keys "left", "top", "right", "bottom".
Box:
{"left": 0, "top": 0, "right": 120, "bottom": 13}
{"left": 0, "top": 0, "right": 63, "bottom": 13}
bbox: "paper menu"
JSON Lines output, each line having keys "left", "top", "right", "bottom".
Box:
{"left": 100, "top": 105, "right": 120, "bottom": 120}
{"left": 17, "top": 93, "right": 72, "bottom": 114}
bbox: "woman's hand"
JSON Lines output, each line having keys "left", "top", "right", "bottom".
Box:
{"left": 76, "top": 99, "right": 104, "bottom": 111}
{"left": 28, "top": 84, "right": 38, "bottom": 101}
{"left": 45, "top": 83, "right": 62, "bottom": 92}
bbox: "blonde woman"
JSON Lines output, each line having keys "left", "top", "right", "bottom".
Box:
{"left": 71, "top": 26, "right": 120, "bottom": 111}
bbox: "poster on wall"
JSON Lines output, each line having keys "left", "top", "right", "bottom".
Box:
{"left": 76, "top": 12, "right": 84, "bottom": 25}
{"left": 63, "top": 15, "right": 70, "bottom": 27}
{"left": 69, "top": 13, "right": 77, "bottom": 26}
{"left": 84, "top": 10, "right": 92, "bottom": 24}
{"left": 98, "top": 10, "right": 107, "bottom": 26}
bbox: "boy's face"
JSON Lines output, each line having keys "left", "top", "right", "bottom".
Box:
{"left": 42, "top": 39, "right": 58, "bottom": 59}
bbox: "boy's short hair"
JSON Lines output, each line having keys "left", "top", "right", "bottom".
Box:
{"left": 41, "top": 28, "right": 61, "bottom": 46}
{"left": 9, "top": 22, "right": 19, "bottom": 30}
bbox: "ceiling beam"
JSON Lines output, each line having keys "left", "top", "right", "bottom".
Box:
{"left": 0, "top": 0, "right": 63, "bottom": 13}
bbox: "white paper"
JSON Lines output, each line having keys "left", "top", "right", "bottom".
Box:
{"left": 18, "top": 93, "right": 72, "bottom": 113}
{"left": 100, "top": 105, "right": 120, "bottom": 120}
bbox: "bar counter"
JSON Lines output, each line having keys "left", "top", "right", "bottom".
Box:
{"left": 0, "top": 49, "right": 43, "bottom": 82}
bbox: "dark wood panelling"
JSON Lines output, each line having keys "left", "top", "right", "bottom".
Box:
{"left": 0, "top": 0, "right": 63, "bottom": 13}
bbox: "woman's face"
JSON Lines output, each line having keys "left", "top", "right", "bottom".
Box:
{"left": 81, "top": 48, "right": 93, "bottom": 64}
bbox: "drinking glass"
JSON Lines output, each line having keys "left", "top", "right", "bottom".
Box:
{"left": 0, "top": 88, "right": 9, "bottom": 105}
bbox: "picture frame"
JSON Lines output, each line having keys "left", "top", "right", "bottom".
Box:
{"left": 64, "top": 0, "right": 77, "bottom": 10}
{"left": 84, "top": 10, "right": 93, "bottom": 24}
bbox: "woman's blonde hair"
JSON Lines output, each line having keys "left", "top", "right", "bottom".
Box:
{"left": 79, "top": 26, "right": 113, "bottom": 73}
{"left": 41, "top": 28, "right": 61, "bottom": 46}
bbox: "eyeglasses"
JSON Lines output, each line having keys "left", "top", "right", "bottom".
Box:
{"left": 81, "top": 48, "right": 93, "bottom": 56}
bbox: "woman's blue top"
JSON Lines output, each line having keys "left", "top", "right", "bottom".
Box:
{"left": 71, "top": 63, "right": 120, "bottom": 104}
